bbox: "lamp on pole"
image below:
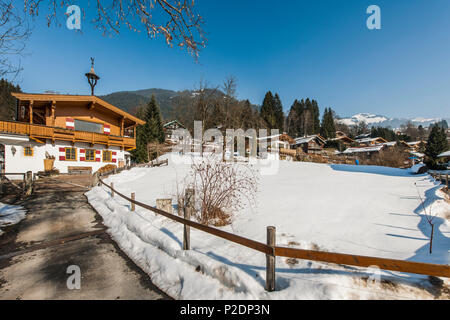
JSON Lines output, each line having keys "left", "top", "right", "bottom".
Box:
{"left": 85, "top": 57, "right": 100, "bottom": 95}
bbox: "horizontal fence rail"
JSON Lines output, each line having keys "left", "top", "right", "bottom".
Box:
{"left": 274, "top": 247, "right": 450, "bottom": 278}
{"left": 98, "top": 177, "right": 450, "bottom": 289}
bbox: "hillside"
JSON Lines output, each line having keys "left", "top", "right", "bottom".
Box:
{"left": 100, "top": 89, "right": 179, "bottom": 119}
{"left": 100, "top": 88, "right": 257, "bottom": 121}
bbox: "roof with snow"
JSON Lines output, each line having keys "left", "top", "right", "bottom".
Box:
{"left": 292, "top": 135, "right": 326, "bottom": 145}
{"left": 341, "top": 145, "right": 385, "bottom": 154}
{"left": 356, "top": 137, "right": 388, "bottom": 144}
{"left": 437, "top": 150, "right": 450, "bottom": 158}
{"left": 163, "top": 120, "right": 185, "bottom": 129}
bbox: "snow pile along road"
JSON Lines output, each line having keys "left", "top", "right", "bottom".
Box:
{"left": 0, "top": 202, "right": 27, "bottom": 236}
{"left": 86, "top": 153, "right": 450, "bottom": 300}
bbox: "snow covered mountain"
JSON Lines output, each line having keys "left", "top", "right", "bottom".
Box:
{"left": 338, "top": 113, "right": 388, "bottom": 126}
{"left": 337, "top": 113, "right": 448, "bottom": 128}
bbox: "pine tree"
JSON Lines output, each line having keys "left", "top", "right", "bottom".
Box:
{"left": 425, "top": 125, "right": 448, "bottom": 168}
{"left": 273, "top": 93, "right": 284, "bottom": 132}
{"left": 260, "top": 91, "right": 276, "bottom": 129}
{"left": 0, "top": 78, "right": 22, "bottom": 120}
{"left": 320, "top": 108, "right": 336, "bottom": 139}
{"left": 144, "top": 95, "right": 165, "bottom": 143}
{"left": 131, "top": 95, "right": 165, "bottom": 163}
{"left": 241, "top": 100, "right": 254, "bottom": 130}
{"left": 311, "top": 99, "right": 321, "bottom": 134}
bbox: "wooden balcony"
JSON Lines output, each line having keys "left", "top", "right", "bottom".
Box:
{"left": 0, "top": 120, "right": 136, "bottom": 150}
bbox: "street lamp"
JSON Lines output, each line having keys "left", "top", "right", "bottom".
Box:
{"left": 85, "top": 57, "right": 100, "bottom": 95}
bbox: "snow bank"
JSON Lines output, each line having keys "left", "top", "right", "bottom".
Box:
{"left": 0, "top": 202, "right": 27, "bottom": 235}
{"left": 410, "top": 163, "right": 427, "bottom": 174}
{"left": 87, "top": 154, "right": 450, "bottom": 300}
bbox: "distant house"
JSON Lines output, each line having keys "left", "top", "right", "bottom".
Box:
{"left": 246, "top": 133, "right": 293, "bottom": 155}
{"left": 406, "top": 141, "right": 426, "bottom": 151}
{"left": 163, "top": 120, "right": 185, "bottom": 143}
{"left": 330, "top": 131, "right": 354, "bottom": 145}
{"left": 356, "top": 137, "right": 388, "bottom": 147}
{"left": 355, "top": 133, "right": 371, "bottom": 140}
{"left": 341, "top": 145, "right": 386, "bottom": 156}
{"left": 291, "top": 135, "right": 326, "bottom": 154}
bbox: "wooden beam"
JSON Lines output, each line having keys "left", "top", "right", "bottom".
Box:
{"left": 51, "top": 101, "right": 56, "bottom": 127}
{"left": 29, "top": 101, "right": 33, "bottom": 124}
{"left": 88, "top": 102, "right": 95, "bottom": 110}
{"left": 120, "top": 117, "right": 125, "bottom": 136}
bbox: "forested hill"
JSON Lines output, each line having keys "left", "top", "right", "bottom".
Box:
{"left": 100, "top": 88, "right": 178, "bottom": 119}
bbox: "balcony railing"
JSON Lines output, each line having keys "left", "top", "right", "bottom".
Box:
{"left": 0, "top": 120, "right": 135, "bottom": 150}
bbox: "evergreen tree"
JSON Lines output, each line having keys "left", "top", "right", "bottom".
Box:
{"left": 0, "top": 78, "right": 22, "bottom": 120}
{"left": 241, "top": 100, "right": 254, "bottom": 130}
{"left": 286, "top": 100, "right": 301, "bottom": 137}
{"left": 425, "top": 125, "right": 448, "bottom": 168}
{"left": 311, "top": 99, "right": 321, "bottom": 134}
{"left": 144, "top": 95, "right": 165, "bottom": 143}
{"left": 273, "top": 93, "right": 285, "bottom": 132}
{"left": 260, "top": 91, "right": 276, "bottom": 129}
{"left": 131, "top": 95, "right": 165, "bottom": 163}
{"left": 320, "top": 108, "right": 336, "bottom": 139}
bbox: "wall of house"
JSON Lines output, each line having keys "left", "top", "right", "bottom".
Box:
{"left": 50, "top": 103, "right": 123, "bottom": 136}
{"left": 3, "top": 140, "right": 127, "bottom": 174}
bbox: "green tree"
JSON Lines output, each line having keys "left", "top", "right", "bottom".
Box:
{"left": 241, "top": 99, "right": 254, "bottom": 130}
{"left": 320, "top": 108, "right": 336, "bottom": 139}
{"left": 131, "top": 95, "right": 165, "bottom": 163}
{"left": 425, "top": 125, "right": 448, "bottom": 168}
{"left": 144, "top": 95, "right": 165, "bottom": 143}
{"left": 260, "top": 91, "right": 276, "bottom": 129}
{"left": 273, "top": 93, "right": 285, "bottom": 132}
{"left": 0, "top": 78, "right": 21, "bottom": 120}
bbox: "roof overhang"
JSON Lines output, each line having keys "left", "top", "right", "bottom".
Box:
{"left": 11, "top": 92, "right": 145, "bottom": 126}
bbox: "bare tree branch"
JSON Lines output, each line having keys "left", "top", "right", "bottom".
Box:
{"left": 23, "top": 0, "right": 206, "bottom": 58}
{"left": 0, "top": 1, "right": 30, "bottom": 77}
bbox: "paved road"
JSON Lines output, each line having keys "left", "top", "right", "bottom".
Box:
{"left": 0, "top": 176, "right": 171, "bottom": 300}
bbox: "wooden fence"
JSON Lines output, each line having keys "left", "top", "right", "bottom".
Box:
{"left": 97, "top": 176, "right": 450, "bottom": 292}
{"left": 0, "top": 172, "right": 32, "bottom": 195}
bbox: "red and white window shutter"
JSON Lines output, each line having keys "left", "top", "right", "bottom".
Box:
{"left": 96, "top": 150, "right": 101, "bottom": 162}
{"left": 112, "top": 151, "right": 117, "bottom": 163}
{"left": 59, "top": 147, "right": 66, "bottom": 161}
{"left": 103, "top": 124, "right": 111, "bottom": 135}
{"left": 66, "top": 118, "right": 75, "bottom": 130}
{"left": 79, "top": 149, "right": 85, "bottom": 161}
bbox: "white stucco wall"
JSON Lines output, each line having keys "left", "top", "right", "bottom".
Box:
{"left": 1, "top": 138, "right": 128, "bottom": 174}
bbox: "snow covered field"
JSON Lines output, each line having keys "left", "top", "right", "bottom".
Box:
{"left": 0, "top": 202, "right": 27, "bottom": 236}
{"left": 86, "top": 154, "right": 450, "bottom": 299}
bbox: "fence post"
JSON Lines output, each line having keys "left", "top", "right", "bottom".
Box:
{"left": 131, "top": 192, "right": 135, "bottom": 211}
{"left": 91, "top": 172, "right": 99, "bottom": 188}
{"left": 25, "top": 171, "right": 33, "bottom": 195}
{"left": 183, "top": 188, "right": 194, "bottom": 250}
{"left": 266, "top": 226, "right": 276, "bottom": 292}
{"left": 111, "top": 182, "right": 114, "bottom": 198}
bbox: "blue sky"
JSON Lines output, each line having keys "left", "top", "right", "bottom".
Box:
{"left": 8, "top": 0, "right": 450, "bottom": 118}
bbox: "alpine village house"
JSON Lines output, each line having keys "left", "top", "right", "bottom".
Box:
{"left": 0, "top": 62, "right": 145, "bottom": 174}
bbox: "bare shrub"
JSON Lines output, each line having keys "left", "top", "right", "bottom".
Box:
{"left": 183, "top": 155, "right": 258, "bottom": 226}
{"left": 361, "top": 147, "right": 409, "bottom": 168}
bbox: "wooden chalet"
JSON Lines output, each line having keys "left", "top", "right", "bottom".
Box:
{"left": 163, "top": 120, "right": 185, "bottom": 143}
{"left": 0, "top": 62, "right": 145, "bottom": 174}
{"left": 291, "top": 135, "right": 326, "bottom": 154}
